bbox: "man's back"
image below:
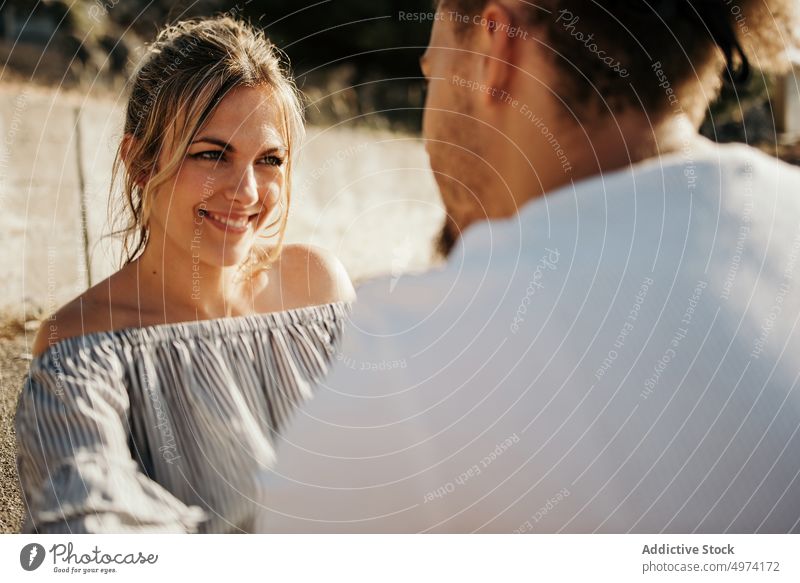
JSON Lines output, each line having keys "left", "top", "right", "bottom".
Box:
{"left": 262, "top": 142, "right": 800, "bottom": 532}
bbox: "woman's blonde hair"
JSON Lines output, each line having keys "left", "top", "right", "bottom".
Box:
{"left": 109, "top": 15, "right": 304, "bottom": 276}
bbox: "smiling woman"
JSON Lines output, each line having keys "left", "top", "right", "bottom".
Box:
{"left": 14, "top": 15, "right": 355, "bottom": 533}
{"left": 140, "top": 85, "right": 288, "bottom": 279}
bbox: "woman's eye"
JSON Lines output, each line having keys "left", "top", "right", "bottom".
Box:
{"left": 191, "top": 150, "right": 225, "bottom": 161}
{"left": 261, "top": 155, "right": 285, "bottom": 167}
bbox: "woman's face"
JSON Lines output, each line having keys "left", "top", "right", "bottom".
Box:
{"left": 147, "top": 84, "right": 288, "bottom": 269}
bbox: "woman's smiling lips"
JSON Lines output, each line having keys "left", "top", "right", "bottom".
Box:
{"left": 198, "top": 208, "right": 257, "bottom": 234}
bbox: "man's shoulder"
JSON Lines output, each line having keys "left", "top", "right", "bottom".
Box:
{"left": 712, "top": 144, "right": 800, "bottom": 226}
{"left": 352, "top": 264, "right": 459, "bottom": 314}
{"left": 711, "top": 142, "right": 800, "bottom": 186}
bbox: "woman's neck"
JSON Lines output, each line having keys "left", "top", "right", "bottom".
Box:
{"left": 128, "top": 231, "right": 265, "bottom": 321}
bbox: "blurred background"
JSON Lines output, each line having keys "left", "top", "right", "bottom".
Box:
{"left": 0, "top": 0, "right": 799, "bottom": 533}
{"left": 0, "top": 0, "right": 439, "bottom": 128}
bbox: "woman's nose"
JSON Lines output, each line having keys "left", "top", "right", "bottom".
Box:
{"left": 224, "top": 164, "right": 260, "bottom": 205}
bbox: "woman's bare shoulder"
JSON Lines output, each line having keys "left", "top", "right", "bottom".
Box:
{"left": 264, "top": 243, "right": 356, "bottom": 308}
{"left": 31, "top": 273, "right": 139, "bottom": 358}
{"left": 31, "top": 295, "right": 95, "bottom": 358}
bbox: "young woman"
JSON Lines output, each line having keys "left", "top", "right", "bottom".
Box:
{"left": 15, "top": 15, "right": 355, "bottom": 533}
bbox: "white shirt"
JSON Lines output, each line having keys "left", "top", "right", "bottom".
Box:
{"left": 259, "top": 141, "right": 800, "bottom": 533}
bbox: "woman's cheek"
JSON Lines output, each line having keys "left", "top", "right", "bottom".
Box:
{"left": 185, "top": 166, "right": 216, "bottom": 200}
{"left": 265, "top": 181, "right": 282, "bottom": 208}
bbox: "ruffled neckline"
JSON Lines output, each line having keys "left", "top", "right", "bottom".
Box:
{"left": 31, "top": 300, "right": 352, "bottom": 367}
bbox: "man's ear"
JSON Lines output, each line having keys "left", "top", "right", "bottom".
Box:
{"left": 478, "top": 2, "right": 518, "bottom": 104}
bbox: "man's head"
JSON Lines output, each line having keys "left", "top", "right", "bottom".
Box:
{"left": 421, "top": 0, "right": 798, "bottom": 257}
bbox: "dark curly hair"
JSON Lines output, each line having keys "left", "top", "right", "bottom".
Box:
{"left": 437, "top": 0, "right": 798, "bottom": 120}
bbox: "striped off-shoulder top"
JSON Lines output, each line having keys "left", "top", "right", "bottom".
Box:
{"left": 14, "top": 300, "right": 351, "bottom": 534}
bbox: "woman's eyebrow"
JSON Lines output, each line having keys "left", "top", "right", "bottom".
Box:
{"left": 190, "top": 136, "right": 287, "bottom": 154}
{"left": 191, "top": 136, "right": 235, "bottom": 150}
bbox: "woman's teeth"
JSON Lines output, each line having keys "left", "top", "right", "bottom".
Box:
{"left": 198, "top": 209, "right": 252, "bottom": 230}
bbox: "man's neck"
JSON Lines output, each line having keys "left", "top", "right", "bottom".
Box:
{"left": 510, "top": 111, "right": 706, "bottom": 211}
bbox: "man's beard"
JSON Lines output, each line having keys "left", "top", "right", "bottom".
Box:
{"left": 434, "top": 216, "right": 459, "bottom": 260}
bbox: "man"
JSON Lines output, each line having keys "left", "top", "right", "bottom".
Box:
{"left": 260, "top": 0, "right": 800, "bottom": 532}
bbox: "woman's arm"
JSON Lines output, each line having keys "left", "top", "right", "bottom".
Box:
{"left": 15, "top": 354, "right": 207, "bottom": 533}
